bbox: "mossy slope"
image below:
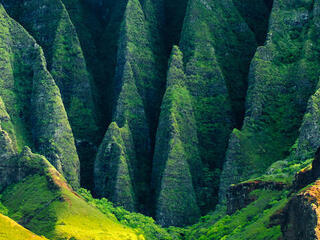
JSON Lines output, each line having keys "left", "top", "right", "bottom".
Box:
{"left": 95, "top": 0, "right": 166, "bottom": 212}
{"left": 1, "top": 0, "right": 99, "bottom": 189}
{"left": 94, "top": 122, "right": 136, "bottom": 211}
{"left": 1, "top": 0, "right": 98, "bottom": 143}
{"left": 152, "top": 46, "right": 201, "bottom": 227}
{"left": 169, "top": 0, "right": 257, "bottom": 213}
{"left": 219, "top": 0, "right": 320, "bottom": 203}
{"left": 0, "top": 3, "right": 80, "bottom": 188}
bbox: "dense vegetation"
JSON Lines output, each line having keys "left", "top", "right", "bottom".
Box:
{"left": 1, "top": 0, "right": 320, "bottom": 239}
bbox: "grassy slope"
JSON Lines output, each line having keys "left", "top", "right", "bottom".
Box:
{"left": 1, "top": 154, "right": 143, "bottom": 240}
{"left": 0, "top": 214, "right": 47, "bottom": 240}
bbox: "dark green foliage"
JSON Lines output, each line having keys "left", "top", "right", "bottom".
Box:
{"left": 219, "top": 0, "right": 320, "bottom": 201}
{"left": 178, "top": 0, "right": 256, "bottom": 212}
{"left": 78, "top": 188, "right": 181, "bottom": 240}
{"left": 1, "top": 0, "right": 99, "bottom": 189}
{"left": 94, "top": 0, "right": 167, "bottom": 213}
{"left": 181, "top": 0, "right": 257, "bottom": 128}
{"left": 187, "top": 190, "right": 288, "bottom": 240}
{"left": 152, "top": 46, "right": 201, "bottom": 226}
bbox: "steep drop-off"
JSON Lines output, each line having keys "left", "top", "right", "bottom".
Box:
{"left": 3, "top": 0, "right": 320, "bottom": 238}
{"left": 219, "top": 0, "right": 320, "bottom": 203}
{"left": 0, "top": 3, "right": 80, "bottom": 188}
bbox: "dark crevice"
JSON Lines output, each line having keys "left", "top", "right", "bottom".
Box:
{"left": 63, "top": 0, "right": 129, "bottom": 190}
{"left": 144, "top": 0, "right": 190, "bottom": 216}
{"left": 231, "top": 0, "right": 274, "bottom": 130}
{"left": 163, "top": 0, "right": 189, "bottom": 55}
{"left": 68, "top": 0, "right": 190, "bottom": 214}
{"left": 233, "top": 0, "right": 274, "bottom": 46}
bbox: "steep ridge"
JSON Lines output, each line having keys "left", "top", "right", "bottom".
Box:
{"left": 162, "top": 0, "right": 259, "bottom": 217}
{"left": 95, "top": 122, "right": 136, "bottom": 211}
{"left": 0, "top": 4, "right": 80, "bottom": 188}
{"left": 3, "top": 0, "right": 320, "bottom": 235}
{"left": 180, "top": 0, "right": 257, "bottom": 129}
{"left": 95, "top": 0, "right": 166, "bottom": 212}
{"left": 1, "top": 0, "right": 99, "bottom": 190}
{"left": 152, "top": 46, "right": 201, "bottom": 226}
{"left": 219, "top": 0, "right": 320, "bottom": 204}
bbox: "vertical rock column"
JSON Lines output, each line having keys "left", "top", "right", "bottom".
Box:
{"left": 152, "top": 46, "right": 201, "bottom": 227}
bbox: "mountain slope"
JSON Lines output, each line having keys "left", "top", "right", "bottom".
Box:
{"left": 0, "top": 3, "right": 80, "bottom": 188}
{"left": 0, "top": 213, "right": 47, "bottom": 240}
{"left": 1, "top": 147, "right": 143, "bottom": 240}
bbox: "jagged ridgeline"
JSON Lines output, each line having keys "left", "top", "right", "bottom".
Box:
{"left": 0, "top": 0, "right": 275, "bottom": 227}
{"left": 3, "top": 0, "right": 320, "bottom": 238}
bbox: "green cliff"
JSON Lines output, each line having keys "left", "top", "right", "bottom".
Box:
{"left": 219, "top": 0, "right": 320, "bottom": 203}
{"left": 152, "top": 46, "right": 201, "bottom": 226}
{"left": 1, "top": 0, "right": 320, "bottom": 238}
{"left": 0, "top": 3, "right": 80, "bottom": 188}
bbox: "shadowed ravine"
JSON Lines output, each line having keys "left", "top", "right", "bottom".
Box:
{"left": 2, "top": 0, "right": 320, "bottom": 239}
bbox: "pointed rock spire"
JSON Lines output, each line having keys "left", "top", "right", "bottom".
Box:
{"left": 152, "top": 46, "right": 201, "bottom": 226}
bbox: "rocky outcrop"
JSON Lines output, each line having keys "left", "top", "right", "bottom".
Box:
{"left": 0, "top": 128, "right": 17, "bottom": 192}
{"left": 282, "top": 180, "right": 320, "bottom": 240}
{"left": 218, "top": 129, "right": 242, "bottom": 204}
{"left": 227, "top": 180, "right": 287, "bottom": 215}
{"left": 294, "top": 85, "right": 320, "bottom": 162}
{"left": 294, "top": 147, "right": 320, "bottom": 190}
{"left": 152, "top": 46, "right": 201, "bottom": 227}
{"left": 0, "top": 4, "right": 80, "bottom": 188}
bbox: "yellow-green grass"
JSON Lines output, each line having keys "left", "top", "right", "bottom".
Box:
{"left": 0, "top": 213, "right": 47, "bottom": 240}
{"left": 2, "top": 163, "right": 144, "bottom": 240}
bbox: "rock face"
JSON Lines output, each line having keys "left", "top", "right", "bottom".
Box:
{"left": 226, "top": 180, "right": 286, "bottom": 215}
{"left": 294, "top": 86, "right": 320, "bottom": 161}
{"left": 94, "top": 122, "right": 135, "bottom": 211}
{"left": 1, "top": 0, "right": 98, "bottom": 142}
{"left": 0, "top": 128, "right": 16, "bottom": 192}
{"left": 282, "top": 180, "right": 320, "bottom": 240}
{"left": 95, "top": 0, "right": 165, "bottom": 211}
{"left": 152, "top": 46, "right": 201, "bottom": 226}
{"left": 175, "top": 0, "right": 260, "bottom": 213}
{"left": 1, "top": 0, "right": 98, "bottom": 189}
{"left": 0, "top": 4, "right": 80, "bottom": 188}
{"left": 219, "top": 0, "right": 320, "bottom": 203}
